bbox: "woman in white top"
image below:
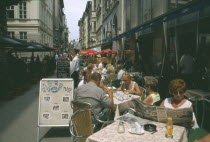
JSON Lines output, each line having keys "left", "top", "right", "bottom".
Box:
{"left": 78, "top": 71, "right": 91, "bottom": 87}
{"left": 160, "top": 79, "right": 199, "bottom": 129}
{"left": 118, "top": 72, "right": 141, "bottom": 96}
{"left": 143, "top": 76, "right": 160, "bottom": 105}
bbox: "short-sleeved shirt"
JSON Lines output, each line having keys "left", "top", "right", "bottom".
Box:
{"left": 75, "top": 82, "right": 112, "bottom": 114}
{"left": 117, "top": 69, "right": 125, "bottom": 79}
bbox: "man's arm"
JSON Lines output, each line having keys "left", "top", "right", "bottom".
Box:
{"left": 101, "top": 88, "right": 114, "bottom": 109}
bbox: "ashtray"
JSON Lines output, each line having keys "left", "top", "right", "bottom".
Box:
{"left": 144, "top": 124, "right": 157, "bottom": 132}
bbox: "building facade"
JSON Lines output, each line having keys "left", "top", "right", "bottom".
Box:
{"left": 53, "top": 0, "right": 69, "bottom": 53}
{"left": 6, "top": 0, "right": 69, "bottom": 57}
{"left": 6, "top": 0, "right": 55, "bottom": 60}
{"left": 79, "top": 0, "right": 210, "bottom": 77}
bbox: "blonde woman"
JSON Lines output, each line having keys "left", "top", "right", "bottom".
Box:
{"left": 118, "top": 72, "right": 141, "bottom": 96}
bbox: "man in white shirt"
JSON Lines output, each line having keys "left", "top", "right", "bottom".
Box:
{"left": 116, "top": 64, "right": 125, "bottom": 79}
{"left": 179, "top": 50, "right": 194, "bottom": 88}
{"left": 70, "top": 49, "right": 80, "bottom": 88}
{"left": 179, "top": 53, "right": 194, "bottom": 74}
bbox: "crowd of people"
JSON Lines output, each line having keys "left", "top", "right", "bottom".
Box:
{"left": 67, "top": 48, "right": 206, "bottom": 134}
{"left": 53, "top": 48, "right": 209, "bottom": 141}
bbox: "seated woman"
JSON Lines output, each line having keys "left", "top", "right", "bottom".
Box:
{"left": 87, "top": 63, "right": 94, "bottom": 73}
{"left": 101, "top": 61, "right": 107, "bottom": 75}
{"left": 143, "top": 76, "right": 160, "bottom": 105}
{"left": 160, "top": 79, "right": 199, "bottom": 129}
{"left": 118, "top": 72, "right": 141, "bottom": 96}
{"left": 103, "top": 66, "right": 117, "bottom": 86}
{"left": 78, "top": 71, "right": 91, "bottom": 87}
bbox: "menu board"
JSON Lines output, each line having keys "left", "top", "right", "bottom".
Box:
{"left": 38, "top": 78, "right": 74, "bottom": 126}
{"left": 57, "top": 60, "right": 70, "bottom": 78}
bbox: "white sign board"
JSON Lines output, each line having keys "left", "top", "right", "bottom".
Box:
{"left": 38, "top": 78, "right": 74, "bottom": 127}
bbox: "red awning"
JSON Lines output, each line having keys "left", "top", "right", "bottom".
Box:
{"left": 100, "top": 49, "right": 117, "bottom": 55}
{"left": 78, "top": 49, "right": 99, "bottom": 55}
{"left": 124, "top": 50, "right": 134, "bottom": 55}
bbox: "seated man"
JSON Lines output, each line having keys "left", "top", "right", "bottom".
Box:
{"left": 75, "top": 72, "right": 114, "bottom": 116}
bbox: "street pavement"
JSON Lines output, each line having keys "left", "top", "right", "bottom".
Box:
{"left": 0, "top": 74, "right": 73, "bottom": 142}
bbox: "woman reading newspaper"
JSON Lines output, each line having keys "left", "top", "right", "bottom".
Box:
{"left": 160, "top": 79, "right": 199, "bottom": 129}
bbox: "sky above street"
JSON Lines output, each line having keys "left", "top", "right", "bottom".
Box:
{"left": 64, "top": 0, "right": 88, "bottom": 41}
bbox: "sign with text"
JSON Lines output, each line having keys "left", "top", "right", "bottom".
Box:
{"left": 38, "top": 78, "right": 74, "bottom": 126}
{"left": 57, "top": 60, "right": 70, "bottom": 78}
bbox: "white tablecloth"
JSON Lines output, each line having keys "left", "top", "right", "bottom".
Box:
{"left": 114, "top": 95, "right": 140, "bottom": 119}
{"left": 86, "top": 120, "right": 188, "bottom": 142}
{"left": 185, "top": 89, "right": 210, "bottom": 101}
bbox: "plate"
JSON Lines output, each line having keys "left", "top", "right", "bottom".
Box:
{"left": 128, "top": 128, "right": 144, "bottom": 135}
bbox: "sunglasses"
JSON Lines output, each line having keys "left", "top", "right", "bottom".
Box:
{"left": 173, "top": 91, "right": 185, "bottom": 94}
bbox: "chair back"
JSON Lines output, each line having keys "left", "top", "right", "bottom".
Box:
{"left": 70, "top": 109, "right": 94, "bottom": 142}
{"left": 139, "top": 86, "right": 147, "bottom": 101}
{"left": 71, "top": 100, "right": 92, "bottom": 112}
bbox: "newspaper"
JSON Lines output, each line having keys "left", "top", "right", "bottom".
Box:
{"left": 132, "top": 99, "right": 193, "bottom": 128}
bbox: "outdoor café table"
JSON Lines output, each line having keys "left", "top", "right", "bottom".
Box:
{"left": 114, "top": 94, "right": 140, "bottom": 119}
{"left": 86, "top": 119, "right": 188, "bottom": 142}
{"left": 185, "top": 89, "right": 210, "bottom": 128}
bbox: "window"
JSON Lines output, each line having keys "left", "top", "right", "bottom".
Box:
{"left": 7, "top": 32, "right": 15, "bottom": 38}
{"left": 19, "top": 2, "right": 27, "bottom": 19}
{"left": 94, "top": 21, "right": 96, "bottom": 32}
{"left": 6, "top": 6, "right": 14, "bottom": 18}
{"left": 19, "top": 32, "right": 27, "bottom": 41}
{"left": 93, "top": 0, "right": 96, "bottom": 11}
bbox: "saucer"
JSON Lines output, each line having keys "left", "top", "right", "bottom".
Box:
{"left": 128, "top": 128, "right": 144, "bottom": 135}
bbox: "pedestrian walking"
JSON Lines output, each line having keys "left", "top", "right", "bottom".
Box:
{"left": 70, "top": 49, "right": 80, "bottom": 88}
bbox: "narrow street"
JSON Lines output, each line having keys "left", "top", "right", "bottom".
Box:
{"left": 0, "top": 74, "right": 72, "bottom": 142}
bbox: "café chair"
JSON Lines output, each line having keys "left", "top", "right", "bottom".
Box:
{"left": 70, "top": 100, "right": 114, "bottom": 141}
{"left": 139, "top": 86, "right": 147, "bottom": 101}
{"left": 69, "top": 108, "right": 93, "bottom": 142}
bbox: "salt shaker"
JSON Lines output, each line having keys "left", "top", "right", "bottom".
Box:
{"left": 117, "top": 121, "right": 125, "bottom": 133}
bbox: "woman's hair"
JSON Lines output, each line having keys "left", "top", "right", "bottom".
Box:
{"left": 84, "top": 72, "right": 92, "bottom": 81}
{"left": 144, "top": 76, "right": 158, "bottom": 92}
{"left": 122, "top": 72, "right": 131, "bottom": 80}
{"left": 107, "top": 66, "right": 115, "bottom": 74}
{"left": 87, "top": 63, "right": 94, "bottom": 69}
{"left": 169, "top": 79, "right": 187, "bottom": 94}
